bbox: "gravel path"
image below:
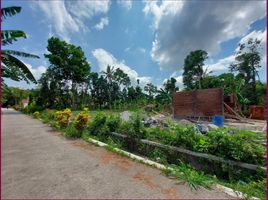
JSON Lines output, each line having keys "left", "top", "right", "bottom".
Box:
{"left": 2, "top": 108, "right": 233, "bottom": 199}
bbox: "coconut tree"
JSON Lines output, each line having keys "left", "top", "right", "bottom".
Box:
{"left": 1, "top": 6, "right": 39, "bottom": 84}
{"left": 101, "top": 65, "right": 115, "bottom": 109}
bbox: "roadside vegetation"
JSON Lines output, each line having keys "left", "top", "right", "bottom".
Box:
{"left": 19, "top": 107, "right": 266, "bottom": 199}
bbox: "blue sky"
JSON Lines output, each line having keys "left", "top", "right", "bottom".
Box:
{"left": 3, "top": 0, "right": 267, "bottom": 89}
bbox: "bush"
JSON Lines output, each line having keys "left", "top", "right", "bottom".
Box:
{"left": 55, "top": 108, "right": 72, "bottom": 128}
{"left": 46, "top": 109, "right": 56, "bottom": 121}
{"left": 26, "top": 104, "right": 44, "bottom": 113}
{"left": 173, "top": 126, "right": 203, "bottom": 150}
{"left": 117, "top": 114, "right": 146, "bottom": 139}
{"left": 147, "top": 124, "right": 265, "bottom": 165}
{"left": 131, "top": 113, "right": 146, "bottom": 139}
{"left": 33, "top": 111, "right": 40, "bottom": 119}
{"left": 65, "top": 125, "right": 82, "bottom": 138}
{"left": 118, "top": 121, "right": 135, "bottom": 136}
{"left": 205, "top": 129, "right": 265, "bottom": 165}
{"left": 74, "top": 108, "right": 90, "bottom": 131}
{"left": 87, "top": 114, "right": 107, "bottom": 136}
{"left": 106, "top": 115, "right": 121, "bottom": 132}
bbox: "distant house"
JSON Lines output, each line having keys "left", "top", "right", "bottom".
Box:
{"left": 21, "top": 99, "right": 29, "bottom": 108}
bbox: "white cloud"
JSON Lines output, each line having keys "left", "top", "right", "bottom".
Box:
{"left": 34, "top": 0, "right": 110, "bottom": 41}
{"left": 143, "top": 1, "right": 183, "bottom": 29}
{"left": 144, "top": 1, "right": 266, "bottom": 70}
{"left": 207, "top": 29, "right": 267, "bottom": 73}
{"left": 161, "top": 73, "right": 184, "bottom": 90}
{"left": 236, "top": 29, "right": 266, "bottom": 68}
{"left": 92, "top": 48, "right": 151, "bottom": 87}
{"left": 117, "top": 0, "right": 132, "bottom": 10}
{"left": 25, "top": 63, "right": 47, "bottom": 80}
{"left": 208, "top": 55, "right": 236, "bottom": 72}
{"left": 68, "top": 0, "right": 110, "bottom": 19}
{"left": 124, "top": 47, "right": 130, "bottom": 52}
{"left": 95, "top": 17, "right": 109, "bottom": 30}
{"left": 138, "top": 47, "right": 146, "bottom": 53}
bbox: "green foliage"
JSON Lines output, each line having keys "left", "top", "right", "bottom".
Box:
{"left": 1, "top": 7, "right": 21, "bottom": 20}
{"left": 1, "top": 6, "right": 39, "bottom": 84}
{"left": 106, "top": 115, "right": 121, "bottom": 132}
{"left": 87, "top": 114, "right": 107, "bottom": 136}
{"left": 224, "top": 178, "right": 266, "bottom": 199}
{"left": 147, "top": 124, "right": 265, "bottom": 165}
{"left": 55, "top": 108, "right": 72, "bottom": 128}
{"left": 64, "top": 125, "right": 82, "bottom": 138}
{"left": 117, "top": 121, "right": 134, "bottom": 136}
{"left": 38, "top": 37, "right": 91, "bottom": 109}
{"left": 74, "top": 108, "right": 90, "bottom": 131}
{"left": 205, "top": 129, "right": 265, "bottom": 165}
{"left": 26, "top": 104, "right": 44, "bottom": 114}
{"left": 164, "top": 162, "right": 215, "bottom": 190}
{"left": 147, "top": 149, "right": 168, "bottom": 164}
{"left": 131, "top": 113, "right": 146, "bottom": 139}
{"left": 230, "top": 38, "right": 262, "bottom": 105}
{"left": 183, "top": 50, "right": 209, "bottom": 90}
{"left": 2, "top": 86, "right": 30, "bottom": 107}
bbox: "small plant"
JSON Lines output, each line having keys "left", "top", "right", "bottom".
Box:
{"left": 33, "top": 111, "right": 40, "bottom": 119}
{"left": 74, "top": 108, "right": 90, "bottom": 131}
{"left": 55, "top": 108, "right": 72, "bottom": 128}
{"left": 106, "top": 115, "right": 121, "bottom": 132}
{"left": 87, "top": 113, "right": 107, "bottom": 136}
{"left": 26, "top": 104, "right": 44, "bottom": 113}
{"left": 164, "top": 162, "right": 215, "bottom": 190}
{"left": 65, "top": 125, "right": 81, "bottom": 138}
{"left": 122, "top": 113, "right": 146, "bottom": 139}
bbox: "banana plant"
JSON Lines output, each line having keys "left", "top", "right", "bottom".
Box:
{"left": 1, "top": 6, "right": 39, "bottom": 84}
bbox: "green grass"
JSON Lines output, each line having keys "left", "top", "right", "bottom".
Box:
{"left": 220, "top": 179, "right": 266, "bottom": 199}
{"left": 162, "top": 163, "right": 216, "bottom": 190}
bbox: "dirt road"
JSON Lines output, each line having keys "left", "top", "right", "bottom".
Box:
{"left": 2, "top": 108, "right": 233, "bottom": 199}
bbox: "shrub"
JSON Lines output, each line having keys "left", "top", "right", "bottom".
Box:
{"left": 40, "top": 109, "right": 55, "bottom": 122}
{"left": 65, "top": 125, "right": 82, "bottom": 138}
{"left": 74, "top": 108, "right": 90, "bottom": 131}
{"left": 205, "top": 129, "right": 265, "bottom": 165}
{"left": 55, "top": 108, "right": 72, "bottom": 128}
{"left": 46, "top": 109, "right": 56, "bottom": 121}
{"left": 130, "top": 113, "right": 146, "bottom": 139}
{"left": 33, "top": 111, "right": 40, "bottom": 119}
{"left": 173, "top": 126, "right": 203, "bottom": 150}
{"left": 106, "top": 115, "right": 121, "bottom": 132}
{"left": 118, "top": 121, "right": 135, "bottom": 136}
{"left": 26, "top": 104, "right": 44, "bottom": 113}
{"left": 87, "top": 113, "right": 107, "bottom": 136}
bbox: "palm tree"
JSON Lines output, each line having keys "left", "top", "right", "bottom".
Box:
{"left": 1, "top": 6, "right": 39, "bottom": 85}
{"left": 101, "top": 65, "right": 115, "bottom": 84}
{"left": 101, "top": 65, "right": 115, "bottom": 109}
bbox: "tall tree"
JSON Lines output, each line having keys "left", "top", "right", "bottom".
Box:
{"left": 144, "top": 83, "right": 157, "bottom": 99}
{"left": 1, "top": 6, "right": 39, "bottom": 85}
{"left": 164, "top": 77, "right": 179, "bottom": 95}
{"left": 230, "top": 38, "right": 262, "bottom": 104}
{"left": 43, "top": 37, "right": 91, "bottom": 109}
{"left": 182, "top": 50, "right": 209, "bottom": 90}
{"left": 156, "top": 77, "right": 179, "bottom": 105}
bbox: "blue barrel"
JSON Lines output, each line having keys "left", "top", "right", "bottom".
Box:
{"left": 212, "top": 115, "right": 224, "bottom": 127}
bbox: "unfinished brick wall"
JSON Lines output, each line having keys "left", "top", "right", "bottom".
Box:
{"left": 173, "top": 88, "right": 223, "bottom": 118}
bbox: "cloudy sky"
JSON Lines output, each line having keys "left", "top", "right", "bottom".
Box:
{"left": 3, "top": 0, "right": 266, "bottom": 89}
